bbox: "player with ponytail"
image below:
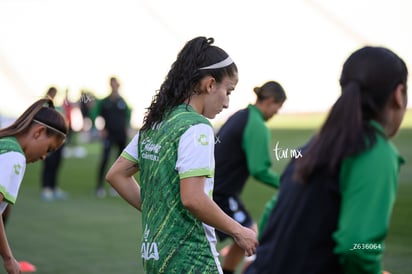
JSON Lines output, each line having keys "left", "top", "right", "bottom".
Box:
{"left": 0, "top": 98, "right": 68, "bottom": 273}
{"left": 245, "top": 46, "right": 408, "bottom": 274}
{"left": 107, "top": 36, "right": 258, "bottom": 273}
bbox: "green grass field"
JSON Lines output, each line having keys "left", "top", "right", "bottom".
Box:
{"left": 4, "top": 112, "right": 412, "bottom": 274}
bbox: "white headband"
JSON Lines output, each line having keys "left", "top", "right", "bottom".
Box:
{"left": 199, "top": 56, "right": 234, "bottom": 70}
{"left": 33, "top": 119, "right": 66, "bottom": 137}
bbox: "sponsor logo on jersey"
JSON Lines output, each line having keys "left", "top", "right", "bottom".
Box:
{"left": 141, "top": 224, "right": 159, "bottom": 261}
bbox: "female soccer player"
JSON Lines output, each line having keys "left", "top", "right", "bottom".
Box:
{"left": 213, "top": 81, "right": 286, "bottom": 274}
{"left": 0, "top": 98, "right": 68, "bottom": 274}
{"left": 106, "top": 36, "right": 258, "bottom": 273}
{"left": 244, "top": 46, "right": 408, "bottom": 274}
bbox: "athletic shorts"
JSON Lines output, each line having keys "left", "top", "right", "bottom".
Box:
{"left": 213, "top": 195, "right": 254, "bottom": 241}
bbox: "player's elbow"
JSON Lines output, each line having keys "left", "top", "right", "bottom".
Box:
{"left": 181, "top": 194, "right": 200, "bottom": 212}
{"left": 105, "top": 169, "right": 116, "bottom": 186}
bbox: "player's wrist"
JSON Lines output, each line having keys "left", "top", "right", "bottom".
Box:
{"left": 0, "top": 252, "right": 13, "bottom": 261}
{"left": 228, "top": 222, "right": 244, "bottom": 239}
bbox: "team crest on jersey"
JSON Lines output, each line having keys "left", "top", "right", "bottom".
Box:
{"left": 141, "top": 224, "right": 159, "bottom": 260}
{"left": 13, "top": 164, "right": 22, "bottom": 175}
{"left": 197, "top": 134, "right": 209, "bottom": 146}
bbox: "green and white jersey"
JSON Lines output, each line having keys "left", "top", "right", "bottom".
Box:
{"left": 0, "top": 137, "right": 26, "bottom": 213}
{"left": 122, "top": 104, "right": 222, "bottom": 274}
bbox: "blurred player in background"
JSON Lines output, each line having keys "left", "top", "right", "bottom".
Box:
{"left": 91, "top": 76, "right": 131, "bottom": 198}
{"left": 41, "top": 86, "right": 70, "bottom": 201}
{"left": 213, "top": 81, "right": 286, "bottom": 274}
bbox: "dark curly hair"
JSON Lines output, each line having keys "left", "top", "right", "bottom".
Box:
{"left": 141, "top": 36, "right": 237, "bottom": 131}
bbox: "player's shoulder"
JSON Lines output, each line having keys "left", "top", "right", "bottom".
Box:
{"left": 342, "top": 131, "right": 402, "bottom": 182}
{"left": 0, "top": 137, "right": 23, "bottom": 155}
{"left": 221, "top": 107, "right": 250, "bottom": 128}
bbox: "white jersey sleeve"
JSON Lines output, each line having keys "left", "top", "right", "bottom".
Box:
{"left": 176, "top": 124, "right": 215, "bottom": 179}
{"left": 121, "top": 132, "right": 139, "bottom": 163}
{"left": 0, "top": 152, "right": 26, "bottom": 213}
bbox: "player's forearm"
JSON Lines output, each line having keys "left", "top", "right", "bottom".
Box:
{"left": 106, "top": 172, "right": 141, "bottom": 211}
{"left": 106, "top": 157, "right": 141, "bottom": 210}
{"left": 181, "top": 191, "right": 242, "bottom": 237}
{"left": 111, "top": 177, "right": 141, "bottom": 211}
{"left": 0, "top": 219, "right": 13, "bottom": 261}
